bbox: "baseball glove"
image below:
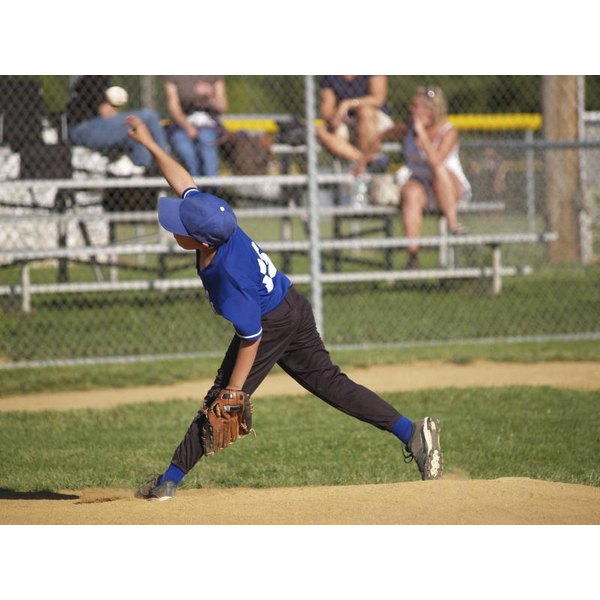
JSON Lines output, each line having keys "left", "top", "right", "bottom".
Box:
{"left": 200, "top": 389, "right": 254, "bottom": 456}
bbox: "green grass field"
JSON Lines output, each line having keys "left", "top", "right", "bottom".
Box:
{"left": 1, "top": 386, "right": 598, "bottom": 492}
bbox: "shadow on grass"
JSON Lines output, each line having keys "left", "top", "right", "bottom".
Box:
{"left": 0, "top": 488, "right": 79, "bottom": 500}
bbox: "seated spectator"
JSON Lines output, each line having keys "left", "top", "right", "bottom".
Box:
{"left": 381, "top": 85, "right": 472, "bottom": 269}
{"left": 66, "top": 75, "right": 169, "bottom": 174}
{"left": 163, "top": 75, "right": 228, "bottom": 177}
{"left": 316, "top": 75, "right": 393, "bottom": 174}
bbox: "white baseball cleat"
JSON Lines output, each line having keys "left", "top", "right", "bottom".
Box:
{"left": 404, "top": 417, "right": 443, "bottom": 480}
{"left": 134, "top": 475, "right": 177, "bottom": 501}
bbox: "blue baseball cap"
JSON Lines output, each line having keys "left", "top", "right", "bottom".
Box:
{"left": 158, "top": 192, "right": 237, "bottom": 246}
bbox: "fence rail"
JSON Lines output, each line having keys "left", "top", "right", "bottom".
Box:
{"left": 1, "top": 230, "right": 558, "bottom": 315}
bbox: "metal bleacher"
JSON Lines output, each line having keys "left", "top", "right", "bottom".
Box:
{"left": 0, "top": 111, "right": 558, "bottom": 311}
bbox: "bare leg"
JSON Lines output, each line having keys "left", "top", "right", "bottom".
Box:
{"left": 352, "top": 106, "right": 387, "bottom": 174}
{"left": 317, "top": 125, "right": 363, "bottom": 164}
{"left": 401, "top": 180, "right": 428, "bottom": 258}
{"left": 355, "top": 105, "right": 380, "bottom": 156}
{"left": 431, "top": 166, "right": 462, "bottom": 231}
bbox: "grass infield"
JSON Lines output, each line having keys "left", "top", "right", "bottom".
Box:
{"left": 1, "top": 386, "right": 598, "bottom": 492}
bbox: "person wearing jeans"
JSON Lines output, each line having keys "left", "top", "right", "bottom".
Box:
{"left": 163, "top": 75, "right": 228, "bottom": 177}
{"left": 67, "top": 75, "right": 169, "bottom": 168}
{"left": 168, "top": 123, "right": 221, "bottom": 177}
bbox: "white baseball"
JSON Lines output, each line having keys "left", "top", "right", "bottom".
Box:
{"left": 105, "top": 86, "right": 128, "bottom": 107}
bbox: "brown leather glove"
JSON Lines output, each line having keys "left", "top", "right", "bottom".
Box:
{"left": 200, "top": 389, "right": 253, "bottom": 456}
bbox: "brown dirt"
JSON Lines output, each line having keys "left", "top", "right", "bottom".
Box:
{"left": 2, "top": 360, "right": 599, "bottom": 525}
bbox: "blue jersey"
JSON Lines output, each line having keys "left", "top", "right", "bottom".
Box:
{"left": 196, "top": 224, "right": 291, "bottom": 342}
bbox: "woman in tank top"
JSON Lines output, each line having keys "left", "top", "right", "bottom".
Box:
{"left": 382, "top": 86, "right": 471, "bottom": 269}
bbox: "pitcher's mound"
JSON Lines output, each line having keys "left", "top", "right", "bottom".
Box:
{"left": 2, "top": 477, "right": 599, "bottom": 525}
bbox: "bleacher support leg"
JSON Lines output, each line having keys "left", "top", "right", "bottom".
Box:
{"left": 55, "top": 191, "right": 69, "bottom": 283}
{"left": 108, "top": 222, "right": 118, "bottom": 282}
{"left": 384, "top": 213, "right": 393, "bottom": 269}
{"left": 280, "top": 201, "right": 293, "bottom": 273}
{"left": 21, "top": 263, "right": 31, "bottom": 313}
{"left": 492, "top": 244, "right": 502, "bottom": 295}
{"left": 438, "top": 216, "right": 448, "bottom": 268}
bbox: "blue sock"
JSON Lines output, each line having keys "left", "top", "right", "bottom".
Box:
{"left": 391, "top": 416, "right": 414, "bottom": 445}
{"left": 158, "top": 464, "right": 186, "bottom": 486}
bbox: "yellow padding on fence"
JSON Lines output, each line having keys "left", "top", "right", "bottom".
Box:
{"left": 221, "top": 118, "right": 281, "bottom": 133}
{"left": 448, "top": 113, "right": 542, "bottom": 131}
{"left": 168, "top": 113, "right": 544, "bottom": 134}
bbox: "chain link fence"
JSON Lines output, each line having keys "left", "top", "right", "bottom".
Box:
{"left": 1, "top": 75, "right": 599, "bottom": 367}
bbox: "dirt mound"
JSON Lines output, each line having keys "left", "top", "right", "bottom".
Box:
{"left": 2, "top": 478, "right": 599, "bottom": 525}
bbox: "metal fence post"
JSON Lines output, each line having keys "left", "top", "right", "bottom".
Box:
{"left": 141, "top": 76, "right": 156, "bottom": 110}
{"left": 304, "top": 75, "right": 323, "bottom": 336}
{"left": 525, "top": 128, "right": 536, "bottom": 233}
{"left": 577, "top": 75, "right": 593, "bottom": 264}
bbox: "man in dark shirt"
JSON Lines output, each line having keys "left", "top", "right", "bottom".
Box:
{"left": 67, "top": 76, "right": 170, "bottom": 169}
{"left": 317, "top": 75, "right": 393, "bottom": 174}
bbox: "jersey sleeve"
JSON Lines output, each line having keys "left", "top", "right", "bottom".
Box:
{"left": 182, "top": 186, "right": 200, "bottom": 199}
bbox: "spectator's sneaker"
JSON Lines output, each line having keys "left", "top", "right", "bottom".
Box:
{"left": 107, "top": 155, "right": 145, "bottom": 177}
{"left": 404, "top": 417, "right": 443, "bottom": 480}
{"left": 450, "top": 222, "right": 468, "bottom": 236}
{"left": 404, "top": 254, "right": 419, "bottom": 270}
{"left": 134, "top": 475, "right": 177, "bottom": 501}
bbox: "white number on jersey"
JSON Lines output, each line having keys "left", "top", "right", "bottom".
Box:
{"left": 252, "top": 241, "right": 277, "bottom": 293}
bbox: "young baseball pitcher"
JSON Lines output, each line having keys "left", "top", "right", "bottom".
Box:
{"left": 125, "top": 115, "right": 443, "bottom": 501}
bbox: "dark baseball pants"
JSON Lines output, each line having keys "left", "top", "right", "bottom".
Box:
{"left": 171, "top": 285, "right": 403, "bottom": 473}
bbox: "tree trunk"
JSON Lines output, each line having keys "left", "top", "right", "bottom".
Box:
{"left": 542, "top": 76, "right": 581, "bottom": 262}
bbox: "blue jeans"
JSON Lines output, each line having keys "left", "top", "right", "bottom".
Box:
{"left": 169, "top": 125, "right": 220, "bottom": 176}
{"left": 69, "top": 108, "right": 169, "bottom": 167}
